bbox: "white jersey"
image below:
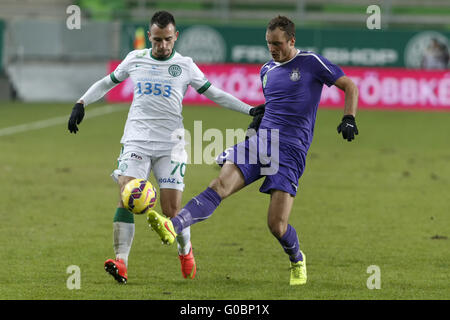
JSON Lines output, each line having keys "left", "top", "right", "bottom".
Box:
{"left": 110, "top": 48, "right": 210, "bottom": 151}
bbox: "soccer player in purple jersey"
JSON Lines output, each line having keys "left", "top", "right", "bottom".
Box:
{"left": 146, "top": 16, "right": 359, "bottom": 285}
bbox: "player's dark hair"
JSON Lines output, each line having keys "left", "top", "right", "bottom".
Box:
{"left": 150, "top": 11, "right": 176, "bottom": 29}
{"left": 267, "top": 16, "right": 295, "bottom": 40}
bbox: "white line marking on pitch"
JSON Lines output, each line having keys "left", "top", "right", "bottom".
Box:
{"left": 0, "top": 105, "right": 125, "bottom": 137}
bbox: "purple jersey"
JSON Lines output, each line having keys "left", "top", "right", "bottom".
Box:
{"left": 259, "top": 50, "right": 345, "bottom": 153}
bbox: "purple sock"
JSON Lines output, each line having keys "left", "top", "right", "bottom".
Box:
{"left": 277, "top": 224, "right": 303, "bottom": 263}
{"left": 172, "top": 187, "right": 222, "bottom": 234}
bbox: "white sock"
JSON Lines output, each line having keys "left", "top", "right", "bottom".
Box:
{"left": 113, "top": 222, "right": 135, "bottom": 267}
{"left": 176, "top": 226, "right": 191, "bottom": 255}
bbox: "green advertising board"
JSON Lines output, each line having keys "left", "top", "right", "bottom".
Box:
{"left": 121, "top": 23, "right": 449, "bottom": 68}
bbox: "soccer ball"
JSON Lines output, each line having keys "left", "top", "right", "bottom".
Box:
{"left": 121, "top": 179, "right": 157, "bottom": 214}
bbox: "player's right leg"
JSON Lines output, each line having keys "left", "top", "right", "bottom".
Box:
{"left": 106, "top": 147, "right": 151, "bottom": 284}
{"left": 147, "top": 162, "right": 246, "bottom": 245}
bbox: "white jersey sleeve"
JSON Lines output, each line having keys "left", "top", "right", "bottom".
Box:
{"left": 110, "top": 50, "right": 138, "bottom": 83}
{"left": 79, "top": 75, "right": 117, "bottom": 107}
{"left": 187, "top": 58, "right": 211, "bottom": 94}
{"left": 202, "top": 85, "right": 252, "bottom": 114}
{"left": 187, "top": 58, "right": 252, "bottom": 114}
{"left": 78, "top": 51, "right": 138, "bottom": 106}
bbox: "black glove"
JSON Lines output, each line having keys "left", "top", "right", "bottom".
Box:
{"left": 337, "top": 115, "right": 358, "bottom": 142}
{"left": 247, "top": 103, "right": 265, "bottom": 130}
{"left": 249, "top": 104, "right": 265, "bottom": 117}
{"left": 68, "top": 102, "right": 85, "bottom": 134}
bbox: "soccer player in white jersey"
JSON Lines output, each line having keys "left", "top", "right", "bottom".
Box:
{"left": 68, "top": 11, "right": 264, "bottom": 284}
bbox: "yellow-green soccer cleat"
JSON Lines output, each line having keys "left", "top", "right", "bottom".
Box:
{"left": 146, "top": 209, "right": 177, "bottom": 245}
{"left": 290, "top": 251, "right": 307, "bottom": 285}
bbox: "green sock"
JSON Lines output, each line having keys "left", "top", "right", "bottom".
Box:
{"left": 113, "top": 207, "right": 134, "bottom": 223}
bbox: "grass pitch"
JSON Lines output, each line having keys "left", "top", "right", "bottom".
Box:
{"left": 0, "top": 102, "right": 449, "bottom": 300}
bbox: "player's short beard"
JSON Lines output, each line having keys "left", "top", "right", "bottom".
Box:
{"left": 155, "top": 49, "right": 171, "bottom": 59}
{"left": 153, "top": 50, "right": 170, "bottom": 59}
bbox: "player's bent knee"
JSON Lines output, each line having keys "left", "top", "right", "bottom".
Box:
{"left": 267, "top": 221, "right": 287, "bottom": 239}
{"left": 209, "top": 177, "right": 228, "bottom": 199}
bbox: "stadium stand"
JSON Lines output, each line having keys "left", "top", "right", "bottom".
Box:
{"left": 0, "top": 0, "right": 72, "bottom": 20}
{"left": 0, "top": 0, "right": 448, "bottom": 26}
{"left": 88, "top": 0, "right": 450, "bottom": 27}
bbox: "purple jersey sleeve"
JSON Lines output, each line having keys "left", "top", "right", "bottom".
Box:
{"left": 306, "top": 52, "right": 345, "bottom": 87}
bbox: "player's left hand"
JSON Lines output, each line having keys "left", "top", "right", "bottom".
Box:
{"left": 249, "top": 104, "right": 265, "bottom": 117}
{"left": 246, "top": 104, "right": 265, "bottom": 138}
{"left": 337, "top": 115, "right": 358, "bottom": 141}
{"left": 68, "top": 102, "right": 85, "bottom": 134}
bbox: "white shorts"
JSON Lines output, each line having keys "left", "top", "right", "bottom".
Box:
{"left": 111, "top": 144, "right": 187, "bottom": 191}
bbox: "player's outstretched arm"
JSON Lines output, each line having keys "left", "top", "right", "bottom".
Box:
{"left": 334, "top": 76, "right": 359, "bottom": 142}
{"left": 202, "top": 85, "right": 255, "bottom": 115}
{"left": 202, "top": 85, "right": 266, "bottom": 135}
{"left": 67, "top": 75, "right": 118, "bottom": 134}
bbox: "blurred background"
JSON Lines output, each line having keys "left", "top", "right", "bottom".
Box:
{"left": 0, "top": 0, "right": 448, "bottom": 108}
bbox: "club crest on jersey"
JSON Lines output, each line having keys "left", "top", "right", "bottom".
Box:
{"left": 289, "top": 68, "right": 301, "bottom": 81}
{"left": 168, "top": 64, "right": 182, "bottom": 77}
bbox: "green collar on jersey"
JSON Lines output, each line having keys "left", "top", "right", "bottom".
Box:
{"left": 150, "top": 49, "right": 176, "bottom": 61}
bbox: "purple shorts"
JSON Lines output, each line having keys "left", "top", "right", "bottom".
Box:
{"left": 216, "top": 132, "right": 306, "bottom": 196}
